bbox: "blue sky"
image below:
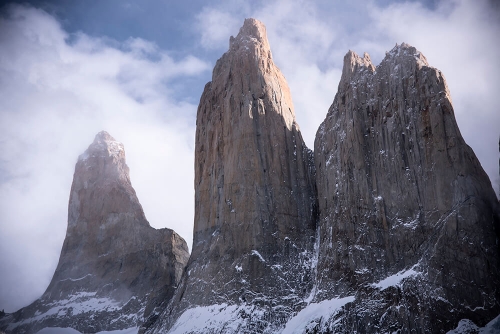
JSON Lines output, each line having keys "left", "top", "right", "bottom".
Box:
{"left": 0, "top": 0, "right": 499, "bottom": 313}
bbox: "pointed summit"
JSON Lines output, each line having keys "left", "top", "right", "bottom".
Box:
{"left": 229, "top": 18, "right": 270, "bottom": 53}
{"left": 146, "top": 18, "right": 318, "bottom": 332}
{"left": 70, "top": 130, "right": 144, "bottom": 228}
{"left": 4, "top": 132, "right": 189, "bottom": 334}
{"left": 341, "top": 50, "right": 375, "bottom": 84}
{"left": 315, "top": 43, "right": 500, "bottom": 332}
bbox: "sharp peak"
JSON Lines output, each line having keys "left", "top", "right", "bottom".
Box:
{"left": 344, "top": 50, "right": 373, "bottom": 64}
{"left": 229, "top": 18, "right": 270, "bottom": 52}
{"left": 385, "top": 42, "right": 429, "bottom": 66}
{"left": 94, "top": 130, "right": 117, "bottom": 143}
{"left": 78, "top": 131, "right": 124, "bottom": 162}
{"left": 342, "top": 50, "right": 375, "bottom": 79}
{"left": 240, "top": 18, "right": 266, "bottom": 39}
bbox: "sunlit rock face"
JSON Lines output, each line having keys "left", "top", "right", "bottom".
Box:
{"left": 2, "top": 131, "right": 189, "bottom": 334}
{"left": 145, "top": 18, "right": 318, "bottom": 333}
{"left": 313, "top": 44, "right": 500, "bottom": 332}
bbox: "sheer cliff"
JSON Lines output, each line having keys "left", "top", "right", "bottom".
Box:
{"left": 145, "top": 25, "right": 500, "bottom": 333}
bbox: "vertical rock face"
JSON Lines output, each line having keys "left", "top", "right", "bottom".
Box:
{"left": 3, "top": 131, "right": 189, "bottom": 334}
{"left": 314, "top": 44, "right": 500, "bottom": 332}
{"left": 147, "top": 18, "right": 318, "bottom": 333}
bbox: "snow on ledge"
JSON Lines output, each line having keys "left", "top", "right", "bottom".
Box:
{"left": 168, "top": 303, "right": 256, "bottom": 333}
{"left": 282, "top": 296, "right": 355, "bottom": 334}
{"left": 372, "top": 265, "right": 419, "bottom": 290}
{"left": 446, "top": 314, "right": 500, "bottom": 334}
{"left": 250, "top": 250, "right": 265, "bottom": 262}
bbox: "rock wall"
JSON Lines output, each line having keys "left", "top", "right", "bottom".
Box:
{"left": 146, "top": 18, "right": 318, "bottom": 333}
{"left": 313, "top": 44, "right": 500, "bottom": 332}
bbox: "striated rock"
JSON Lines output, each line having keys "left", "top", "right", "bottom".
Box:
{"left": 145, "top": 18, "right": 318, "bottom": 333}
{"left": 313, "top": 44, "right": 500, "bottom": 332}
{"left": 2, "top": 131, "right": 189, "bottom": 334}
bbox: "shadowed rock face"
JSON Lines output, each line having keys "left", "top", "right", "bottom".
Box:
{"left": 314, "top": 44, "right": 500, "bottom": 332}
{"left": 146, "top": 18, "right": 318, "bottom": 333}
{"left": 143, "top": 21, "right": 500, "bottom": 334}
{"left": 2, "top": 131, "right": 189, "bottom": 334}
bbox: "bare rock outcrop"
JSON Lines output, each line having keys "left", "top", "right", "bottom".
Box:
{"left": 2, "top": 131, "right": 189, "bottom": 334}
{"left": 145, "top": 18, "right": 318, "bottom": 333}
{"left": 313, "top": 44, "right": 500, "bottom": 332}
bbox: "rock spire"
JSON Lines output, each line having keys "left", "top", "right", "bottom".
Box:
{"left": 146, "top": 18, "right": 318, "bottom": 333}
{"left": 314, "top": 43, "right": 500, "bottom": 332}
{"left": 3, "top": 131, "right": 189, "bottom": 334}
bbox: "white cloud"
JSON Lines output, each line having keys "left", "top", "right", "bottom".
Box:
{"left": 0, "top": 4, "right": 209, "bottom": 312}
{"left": 196, "top": 7, "right": 241, "bottom": 50}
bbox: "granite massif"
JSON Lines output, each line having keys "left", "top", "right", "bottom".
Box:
{"left": 145, "top": 18, "right": 318, "bottom": 333}
{"left": 145, "top": 20, "right": 500, "bottom": 333}
{"left": 313, "top": 44, "right": 500, "bottom": 332}
{"left": 2, "top": 18, "right": 499, "bottom": 334}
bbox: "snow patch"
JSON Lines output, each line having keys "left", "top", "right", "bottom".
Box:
{"left": 447, "top": 313, "right": 500, "bottom": 333}
{"left": 11, "top": 292, "right": 122, "bottom": 327}
{"left": 168, "top": 304, "right": 254, "bottom": 333}
{"left": 372, "top": 265, "right": 419, "bottom": 290}
{"left": 282, "top": 296, "right": 355, "bottom": 334}
{"left": 97, "top": 327, "right": 139, "bottom": 334}
{"left": 250, "top": 250, "right": 265, "bottom": 262}
{"left": 36, "top": 328, "right": 82, "bottom": 334}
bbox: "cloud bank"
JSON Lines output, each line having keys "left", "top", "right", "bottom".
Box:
{"left": 0, "top": 4, "right": 208, "bottom": 312}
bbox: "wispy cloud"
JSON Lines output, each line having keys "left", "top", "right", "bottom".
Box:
{"left": 195, "top": 7, "right": 242, "bottom": 50}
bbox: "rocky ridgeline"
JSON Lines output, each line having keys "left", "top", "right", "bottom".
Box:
{"left": 1, "top": 131, "right": 189, "bottom": 334}
{"left": 144, "top": 20, "right": 499, "bottom": 333}
{"left": 313, "top": 44, "right": 500, "bottom": 332}
{"left": 2, "top": 18, "right": 499, "bottom": 334}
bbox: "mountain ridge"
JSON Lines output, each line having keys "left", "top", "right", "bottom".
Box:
{"left": 2, "top": 18, "right": 499, "bottom": 334}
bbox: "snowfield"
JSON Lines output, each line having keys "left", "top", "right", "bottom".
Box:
{"left": 282, "top": 296, "right": 355, "bottom": 334}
